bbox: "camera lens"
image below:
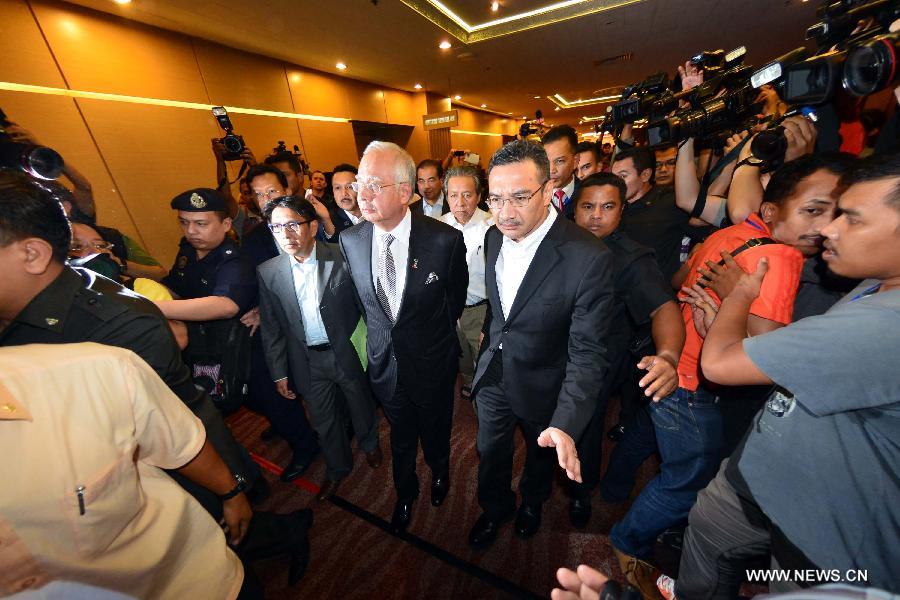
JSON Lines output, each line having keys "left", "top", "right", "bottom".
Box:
{"left": 222, "top": 134, "right": 243, "bottom": 154}
{"left": 750, "top": 126, "right": 788, "bottom": 164}
{"left": 0, "top": 142, "right": 64, "bottom": 180}
{"left": 843, "top": 34, "right": 900, "bottom": 97}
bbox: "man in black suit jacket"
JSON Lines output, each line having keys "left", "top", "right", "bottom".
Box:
{"left": 257, "top": 196, "right": 382, "bottom": 501}
{"left": 328, "top": 163, "right": 365, "bottom": 239}
{"left": 542, "top": 125, "right": 580, "bottom": 221}
{"left": 339, "top": 141, "right": 468, "bottom": 532}
{"left": 409, "top": 159, "right": 452, "bottom": 219}
{"left": 467, "top": 140, "right": 615, "bottom": 549}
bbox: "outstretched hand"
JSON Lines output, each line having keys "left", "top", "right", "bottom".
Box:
{"left": 551, "top": 565, "right": 610, "bottom": 600}
{"left": 537, "top": 427, "right": 581, "bottom": 482}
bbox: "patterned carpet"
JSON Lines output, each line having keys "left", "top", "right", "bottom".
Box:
{"left": 227, "top": 395, "right": 662, "bottom": 599}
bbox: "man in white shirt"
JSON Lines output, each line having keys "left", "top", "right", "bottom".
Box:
{"left": 440, "top": 165, "right": 493, "bottom": 401}
{"left": 411, "top": 159, "right": 450, "bottom": 218}
{"left": 339, "top": 142, "right": 468, "bottom": 533}
{"left": 468, "top": 140, "right": 615, "bottom": 549}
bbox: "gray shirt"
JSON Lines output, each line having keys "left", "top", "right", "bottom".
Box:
{"left": 737, "top": 280, "right": 900, "bottom": 592}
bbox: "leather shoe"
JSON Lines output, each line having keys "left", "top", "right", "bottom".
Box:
{"left": 280, "top": 452, "right": 318, "bottom": 483}
{"left": 468, "top": 511, "right": 512, "bottom": 549}
{"left": 613, "top": 547, "right": 663, "bottom": 600}
{"left": 569, "top": 497, "right": 592, "bottom": 529}
{"left": 430, "top": 474, "right": 450, "bottom": 507}
{"left": 365, "top": 446, "right": 383, "bottom": 468}
{"left": 316, "top": 479, "right": 341, "bottom": 501}
{"left": 390, "top": 497, "right": 416, "bottom": 534}
{"left": 514, "top": 504, "right": 542, "bottom": 538}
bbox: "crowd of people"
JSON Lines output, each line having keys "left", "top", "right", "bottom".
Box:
{"left": 1, "top": 46, "right": 900, "bottom": 600}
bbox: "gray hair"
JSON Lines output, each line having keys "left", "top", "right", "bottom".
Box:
{"left": 361, "top": 141, "right": 416, "bottom": 201}
{"left": 487, "top": 139, "right": 550, "bottom": 183}
{"left": 443, "top": 165, "right": 482, "bottom": 199}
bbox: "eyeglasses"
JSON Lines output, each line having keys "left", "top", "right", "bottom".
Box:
{"left": 655, "top": 159, "right": 677, "bottom": 168}
{"left": 70, "top": 240, "right": 114, "bottom": 253}
{"left": 254, "top": 189, "right": 285, "bottom": 200}
{"left": 350, "top": 181, "right": 407, "bottom": 195}
{"left": 268, "top": 220, "right": 313, "bottom": 234}
{"left": 486, "top": 181, "right": 547, "bottom": 210}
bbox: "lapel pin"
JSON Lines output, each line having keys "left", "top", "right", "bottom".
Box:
{"left": 45, "top": 318, "right": 59, "bottom": 326}
{"left": 412, "top": 258, "right": 418, "bottom": 269}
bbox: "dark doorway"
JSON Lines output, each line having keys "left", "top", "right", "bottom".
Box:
{"left": 351, "top": 121, "right": 416, "bottom": 158}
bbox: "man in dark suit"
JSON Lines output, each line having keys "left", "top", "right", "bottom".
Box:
{"left": 467, "top": 140, "right": 615, "bottom": 548}
{"left": 409, "top": 159, "right": 451, "bottom": 219}
{"left": 339, "top": 141, "right": 468, "bottom": 532}
{"left": 257, "top": 196, "right": 382, "bottom": 501}
{"left": 328, "top": 163, "right": 364, "bottom": 238}
{"left": 542, "top": 125, "right": 580, "bottom": 220}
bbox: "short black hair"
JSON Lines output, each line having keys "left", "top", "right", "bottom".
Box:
{"left": 417, "top": 159, "right": 444, "bottom": 180}
{"left": 838, "top": 151, "right": 900, "bottom": 213}
{"left": 246, "top": 163, "right": 288, "bottom": 189}
{"left": 613, "top": 146, "right": 656, "bottom": 181}
{"left": 333, "top": 163, "right": 358, "bottom": 176}
{"left": 488, "top": 139, "right": 550, "bottom": 182}
{"left": 573, "top": 172, "right": 627, "bottom": 207}
{"left": 0, "top": 171, "right": 71, "bottom": 262}
{"left": 265, "top": 151, "right": 304, "bottom": 175}
{"left": 542, "top": 124, "right": 578, "bottom": 150}
{"left": 263, "top": 195, "right": 318, "bottom": 223}
{"left": 764, "top": 153, "right": 856, "bottom": 207}
{"left": 574, "top": 141, "right": 601, "bottom": 163}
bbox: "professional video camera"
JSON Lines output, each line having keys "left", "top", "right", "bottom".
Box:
{"left": 271, "top": 140, "right": 309, "bottom": 174}
{"left": 782, "top": 0, "right": 900, "bottom": 104}
{"left": 211, "top": 106, "right": 246, "bottom": 161}
{"left": 0, "top": 108, "right": 64, "bottom": 180}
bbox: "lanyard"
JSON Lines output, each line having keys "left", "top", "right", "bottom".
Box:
{"left": 850, "top": 283, "right": 881, "bottom": 302}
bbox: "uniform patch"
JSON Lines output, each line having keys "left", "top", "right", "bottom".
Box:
{"left": 189, "top": 192, "right": 207, "bottom": 209}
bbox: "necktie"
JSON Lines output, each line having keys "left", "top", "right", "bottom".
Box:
{"left": 553, "top": 189, "right": 565, "bottom": 211}
{"left": 376, "top": 233, "right": 396, "bottom": 321}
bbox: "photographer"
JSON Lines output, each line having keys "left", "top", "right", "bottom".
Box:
{"left": 211, "top": 137, "right": 258, "bottom": 237}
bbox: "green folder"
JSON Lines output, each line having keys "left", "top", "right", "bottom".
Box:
{"left": 350, "top": 317, "right": 367, "bottom": 370}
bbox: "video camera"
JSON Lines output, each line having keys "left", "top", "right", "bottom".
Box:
{"left": 0, "top": 108, "right": 64, "bottom": 180}
{"left": 783, "top": 0, "right": 900, "bottom": 104}
{"left": 270, "top": 140, "right": 309, "bottom": 174}
{"left": 211, "top": 106, "right": 246, "bottom": 161}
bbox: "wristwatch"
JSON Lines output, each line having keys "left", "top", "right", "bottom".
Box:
{"left": 218, "top": 474, "right": 248, "bottom": 501}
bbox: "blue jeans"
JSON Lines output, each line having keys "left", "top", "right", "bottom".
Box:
{"left": 609, "top": 387, "right": 723, "bottom": 559}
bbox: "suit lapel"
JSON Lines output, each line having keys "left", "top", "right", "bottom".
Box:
{"left": 504, "top": 219, "right": 564, "bottom": 324}
{"left": 484, "top": 227, "right": 504, "bottom": 324}
{"left": 271, "top": 253, "right": 306, "bottom": 340}
{"left": 315, "top": 241, "right": 334, "bottom": 303}
{"left": 395, "top": 214, "right": 420, "bottom": 323}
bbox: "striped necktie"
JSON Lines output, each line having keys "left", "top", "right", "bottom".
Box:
{"left": 376, "top": 233, "right": 396, "bottom": 321}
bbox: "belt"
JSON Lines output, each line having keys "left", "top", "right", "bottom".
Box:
{"left": 308, "top": 343, "right": 332, "bottom": 352}
{"left": 465, "top": 299, "right": 487, "bottom": 308}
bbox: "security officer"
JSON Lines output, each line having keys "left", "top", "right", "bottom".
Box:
{"left": 570, "top": 172, "right": 686, "bottom": 529}
{"left": 158, "top": 187, "right": 320, "bottom": 482}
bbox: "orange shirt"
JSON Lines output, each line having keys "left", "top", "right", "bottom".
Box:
{"left": 677, "top": 214, "right": 804, "bottom": 391}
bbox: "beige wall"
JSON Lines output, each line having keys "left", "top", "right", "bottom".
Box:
{"left": 0, "top": 0, "right": 516, "bottom": 266}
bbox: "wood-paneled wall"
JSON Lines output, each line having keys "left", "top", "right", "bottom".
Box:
{"left": 0, "top": 0, "right": 515, "bottom": 265}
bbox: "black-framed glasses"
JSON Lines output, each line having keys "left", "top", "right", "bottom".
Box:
{"left": 268, "top": 220, "right": 313, "bottom": 234}
{"left": 486, "top": 180, "right": 548, "bottom": 210}
{"left": 69, "top": 240, "right": 114, "bottom": 253}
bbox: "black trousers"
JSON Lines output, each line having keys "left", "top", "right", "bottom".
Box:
{"left": 247, "top": 335, "right": 319, "bottom": 461}
{"left": 475, "top": 353, "right": 557, "bottom": 519}
{"left": 381, "top": 379, "right": 453, "bottom": 500}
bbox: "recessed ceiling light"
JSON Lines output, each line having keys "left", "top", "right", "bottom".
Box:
{"left": 113, "top": 0, "right": 131, "bottom": 4}
{"left": 439, "top": 41, "right": 452, "bottom": 49}
{"left": 507, "top": 112, "right": 513, "bottom": 115}
{"left": 454, "top": 95, "right": 462, "bottom": 100}
{"left": 554, "top": 107, "right": 560, "bottom": 111}
{"left": 480, "top": 104, "right": 487, "bottom": 108}
{"left": 491, "top": 1, "right": 499, "bottom": 11}
{"left": 533, "top": 95, "right": 540, "bottom": 99}
{"left": 414, "top": 83, "right": 422, "bottom": 90}
{"left": 522, "top": 116, "right": 527, "bottom": 119}
{"left": 336, "top": 62, "right": 347, "bottom": 70}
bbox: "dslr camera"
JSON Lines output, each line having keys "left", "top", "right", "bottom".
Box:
{"left": 211, "top": 106, "right": 246, "bottom": 161}
{"left": 0, "top": 108, "right": 64, "bottom": 180}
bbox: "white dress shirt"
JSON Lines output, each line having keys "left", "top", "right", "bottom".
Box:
{"left": 290, "top": 246, "right": 330, "bottom": 346}
{"left": 441, "top": 208, "right": 493, "bottom": 305}
{"left": 421, "top": 192, "right": 445, "bottom": 219}
{"left": 496, "top": 208, "right": 557, "bottom": 320}
{"left": 343, "top": 208, "right": 363, "bottom": 225}
{"left": 554, "top": 176, "right": 576, "bottom": 209}
{"left": 371, "top": 208, "right": 412, "bottom": 319}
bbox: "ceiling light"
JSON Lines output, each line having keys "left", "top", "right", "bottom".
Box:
{"left": 533, "top": 95, "right": 540, "bottom": 99}
{"left": 490, "top": 1, "right": 499, "bottom": 11}
{"left": 554, "top": 107, "right": 560, "bottom": 111}
{"left": 454, "top": 95, "right": 461, "bottom": 100}
{"left": 113, "top": 0, "right": 131, "bottom": 4}
{"left": 507, "top": 112, "right": 513, "bottom": 115}
{"left": 413, "top": 83, "right": 422, "bottom": 90}
{"left": 439, "top": 41, "right": 452, "bottom": 49}
{"left": 335, "top": 62, "right": 347, "bottom": 70}
{"left": 480, "top": 104, "right": 487, "bottom": 108}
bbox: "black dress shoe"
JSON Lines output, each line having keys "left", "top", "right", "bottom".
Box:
{"left": 569, "top": 497, "right": 592, "bottom": 529}
{"left": 607, "top": 423, "right": 626, "bottom": 442}
{"left": 468, "top": 512, "right": 513, "bottom": 549}
{"left": 390, "top": 497, "right": 416, "bottom": 534}
{"left": 515, "top": 504, "right": 542, "bottom": 538}
{"left": 430, "top": 474, "right": 450, "bottom": 507}
{"left": 280, "top": 452, "right": 318, "bottom": 482}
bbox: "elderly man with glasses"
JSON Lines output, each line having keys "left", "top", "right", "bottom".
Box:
{"left": 467, "top": 139, "right": 615, "bottom": 549}
{"left": 339, "top": 141, "right": 468, "bottom": 533}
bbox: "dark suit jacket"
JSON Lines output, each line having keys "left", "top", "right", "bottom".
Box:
{"left": 257, "top": 242, "right": 367, "bottom": 396}
{"left": 326, "top": 203, "right": 357, "bottom": 241}
{"left": 241, "top": 221, "right": 279, "bottom": 268}
{"left": 339, "top": 213, "right": 468, "bottom": 402}
{"left": 473, "top": 215, "right": 615, "bottom": 440}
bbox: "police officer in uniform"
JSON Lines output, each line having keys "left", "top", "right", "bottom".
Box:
{"left": 158, "top": 188, "right": 320, "bottom": 482}
{"left": 570, "top": 172, "right": 686, "bottom": 528}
